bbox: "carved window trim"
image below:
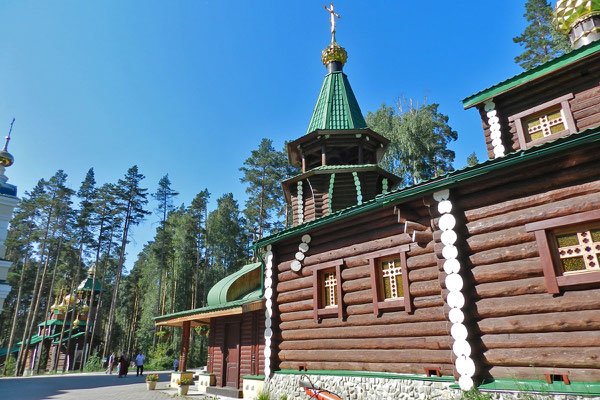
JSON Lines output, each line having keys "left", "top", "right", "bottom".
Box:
{"left": 311, "top": 259, "right": 344, "bottom": 321}
{"left": 526, "top": 209, "right": 600, "bottom": 294}
{"left": 368, "top": 245, "right": 413, "bottom": 315}
{"left": 509, "top": 93, "right": 576, "bottom": 150}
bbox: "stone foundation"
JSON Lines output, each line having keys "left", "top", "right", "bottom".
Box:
{"left": 265, "top": 373, "right": 600, "bottom": 400}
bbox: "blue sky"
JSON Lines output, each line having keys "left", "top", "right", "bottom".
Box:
{"left": 1, "top": 0, "right": 534, "bottom": 269}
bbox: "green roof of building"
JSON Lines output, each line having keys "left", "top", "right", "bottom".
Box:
{"left": 254, "top": 125, "right": 600, "bottom": 249}
{"left": 462, "top": 39, "right": 600, "bottom": 109}
{"left": 52, "top": 331, "right": 84, "bottom": 344}
{"left": 38, "top": 319, "right": 71, "bottom": 327}
{"left": 306, "top": 71, "right": 367, "bottom": 133}
{"left": 0, "top": 346, "right": 19, "bottom": 357}
{"left": 77, "top": 276, "right": 104, "bottom": 292}
{"left": 206, "top": 262, "right": 261, "bottom": 306}
{"left": 154, "top": 288, "right": 263, "bottom": 323}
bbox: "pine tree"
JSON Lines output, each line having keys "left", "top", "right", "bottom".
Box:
{"left": 188, "top": 190, "right": 210, "bottom": 307}
{"left": 102, "top": 166, "right": 149, "bottom": 359}
{"left": 151, "top": 174, "right": 178, "bottom": 349}
{"left": 513, "top": 0, "right": 571, "bottom": 70}
{"left": 366, "top": 100, "right": 458, "bottom": 186}
{"left": 466, "top": 152, "right": 479, "bottom": 167}
{"left": 239, "top": 139, "right": 288, "bottom": 241}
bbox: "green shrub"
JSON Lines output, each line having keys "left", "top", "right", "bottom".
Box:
{"left": 2, "top": 355, "right": 16, "bottom": 376}
{"left": 461, "top": 389, "right": 492, "bottom": 400}
{"left": 255, "top": 390, "right": 271, "bottom": 400}
{"left": 82, "top": 351, "right": 103, "bottom": 372}
{"left": 147, "top": 342, "right": 173, "bottom": 370}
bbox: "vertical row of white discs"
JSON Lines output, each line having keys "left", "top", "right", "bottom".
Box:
{"left": 433, "top": 189, "right": 475, "bottom": 391}
{"left": 297, "top": 181, "right": 304, "bottom": 224}
{"left": 484, "top": 99, "right": 505, "bottom": 159}
{"left": 263, "top": 245, "right": 274, "bottom": 377}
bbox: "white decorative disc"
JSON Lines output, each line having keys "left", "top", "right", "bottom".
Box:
{"left": 441, "top": 230, "right": 457, "bottom": 246}
{"left": 445, "top": 273, "right": 463, "bottom": 292}
{"left": 265, "top": 298, "right": 272, "bottom": 310}
{"left": 264, "top": 287, "right": 273, "bottom": 300}
{"left": 264, "top": 277, "right": 273, "bottom": 289}
{"left": 443, "top": 258, "right": 461, "bottom": 274}
{"left": 456, "top": 356, "right": 476, "bottom": 377}
{"left": 299, "top": 242, "right": 309, "bottom": 253}
{"left": 266, "top": 244, "right": 272, "bottom": 251}
{"left": 433, "top": 189, "right": 450, "bottom": 202}
{"left": 438, "top": 213, "right": 456, "bottom": 231}
{"left": 265, "top": 268, "right": 272, "bottom": 279}
{"left": 438, "top": 200, "right": 452, "bottom": 214}
{"left": 484, "top": 100, "right": 495, "bottom": 112}
{"left": 458, "top": 376, "right": 474, "bottom": 391}
{"left": 447, "top": 291, "right": 465, "bottom": 309}
{"left": 490, "top": 122, "right": 501, "bottom": 132}
{"left": 490, "top": 129, "right": 501, "bottom": 139}
{"left": 264, "top": 336, "right": 271, "bottom": 348}
{"left": 448, "top": 307, "right": 464, "bottom": 324}
{"left": 264, "top": 366, "right": 271, "bottom": 377}
{"left": 493, "top": 145, "right": 505, "bottom": 156}
{"left": 265, "top": 308, "right": 272, "bottom": 319}
{"left": 451, "top": 323, "right": 468, "bottom": 341}
{"left": 265, "top": 317, "right": 272, "bottom": 328}
{"left": 264, "top": 346, "right": 271, "bottom": 358}
{"left": 291, "top": 260, "right": 302, "bottom": 272}
{"left": 486, "top": 109, "right": 497, "bottom": 119}
{"left": 301, "top": 234, "right": 312, "bottom": 244}
{"left": 488, "top": 116, "right": 499, "bottom": 125}
{"left": 453, "top": 339, "right": 472, "bottom": 358}
{"left": 492, "top": 138, "right": 502, "bottom": 147}
{"left": 264, "top": 328, "right": 273, "bottom": 338}
{"left": 442, "top": 245, "right": 458, "bottom": 260}
{"left": 295, "top": 252, "right": 305, "bottom": 261}
{"left": 265, "top": 251, "right": 274, "bottom": 264}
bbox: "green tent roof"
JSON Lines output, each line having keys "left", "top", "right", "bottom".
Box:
{"left": 306, "top": 71, "right": 367, "bottom": 134}
{"left": 206, "top": 262, "right": 261, "bottom": 306}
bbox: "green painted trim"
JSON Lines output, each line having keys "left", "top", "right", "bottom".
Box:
{"left": 242, "top": 375, "right": 265, "bottom": 380}
{"left": 475, "top": 378, "right": 600, "bottom": 396}
{"left": 254, "top": 126, "right": 600, "bottom": 250}
{"left": 275, "top": 369, "right": 456, "bottom": 383}
{"left": 196, "top": 373, "right": 215, "bottom": 376}
{"left": 462, "top": 40, "right": 600, "bottom": 109}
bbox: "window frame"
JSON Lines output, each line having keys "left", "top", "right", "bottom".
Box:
{"left": 525, "top": 209, "right": 600, "bottom": 294}
{"left": 368, "top": 245, "right": 412, "bottom": 316}
{"left": 509, "top": 93, "right": 576, "bottom": 150}
{"left": 311, "top": 259, "right": 344, "bottom": 321}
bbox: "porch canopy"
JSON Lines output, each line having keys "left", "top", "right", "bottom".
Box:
{"left": 154, "top": 262, "right": 264, "bottom": 371}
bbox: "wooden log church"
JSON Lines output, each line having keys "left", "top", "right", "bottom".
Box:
{"left": 157, "top": 2, "right": 600, "bottom": 398}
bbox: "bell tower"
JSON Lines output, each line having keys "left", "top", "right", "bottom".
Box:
{"left": 282, "top": 5, "right": 401, "bottom": 226}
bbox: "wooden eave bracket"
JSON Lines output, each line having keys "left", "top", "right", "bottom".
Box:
{"left": 394, "top": 205, "right": 432, "bottom": 244}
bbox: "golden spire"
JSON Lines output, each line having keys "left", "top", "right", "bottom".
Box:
{"left": 321, "top": 3, "right": 348, "bottom": 67}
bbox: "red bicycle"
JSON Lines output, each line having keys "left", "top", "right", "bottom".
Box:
{"left": 299, "top": 375, "right": 344, "bottom": 400}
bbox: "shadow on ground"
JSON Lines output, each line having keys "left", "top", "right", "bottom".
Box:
{"left": 0, "top": 371, "right": 171, "bottom": 400}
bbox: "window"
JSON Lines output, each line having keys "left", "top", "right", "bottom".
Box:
{"left": 509, "top": 93, "right": 576, "bottom": 150}
{"left": 312, "top": 259, "right": 344, "bottom": 321}
{"left": 368, "top": 245, "right": 412, "bottom": 315}
{"left": 525, "top": 209, "right": 600, "bottom": 294}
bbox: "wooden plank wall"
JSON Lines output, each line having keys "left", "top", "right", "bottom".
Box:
{"left": 273, "top": 202, "right": 456, "bottom": 375}
{"left": 478, "top": 61, "right": 600, "bottom": 159}
{"left": 452, "top": 148, "right": 600, "bottom": 382}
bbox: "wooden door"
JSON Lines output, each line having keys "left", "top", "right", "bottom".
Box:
{"left": 224, "top": 322, "right": 240, "bottom": 388}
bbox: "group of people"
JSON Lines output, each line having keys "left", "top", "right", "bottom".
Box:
{"left": 105, "top": 351, "right": 146, "bottom": 378}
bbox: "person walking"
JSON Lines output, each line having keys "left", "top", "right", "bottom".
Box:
{"left": 117, "top": 354, "right": 124, "bottom": 378}
{"left": 135, "top": 352, "right": 145, "bottom": 376}
{"left": 106, "top": 352, "right": 115, "bottom": 374}
{"left": 173, "top": 357, "right": 179, "bottom": 372}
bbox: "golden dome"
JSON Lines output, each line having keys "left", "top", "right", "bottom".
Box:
{"left": 0, "top": 150, "right": 14, "bottom": 167}
{"left": 321, "top": 41, "right": 348, "bottom": 66}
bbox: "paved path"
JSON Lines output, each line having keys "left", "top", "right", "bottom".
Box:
{"left": 0, "top": 371, "right": 178, "bottom": 400}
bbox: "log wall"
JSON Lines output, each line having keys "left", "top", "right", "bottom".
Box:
{"left": 476, "top": 58, "right": 600, "bottom": 159}
{"left": 452, "top": 148, "right": 600, "bottom": 382}
{"left": 207, "top": 310, "right": 265, "bottom": 388}
{"left": 273, "top": 201, "right": 456, "bottom": 376}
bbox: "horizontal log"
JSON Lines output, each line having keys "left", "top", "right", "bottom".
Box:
{"left": 341, "top": 264, "right": 369, "bottom": 280}
{"left": 460, "top": 168, "right": 600, "bottom": 222}
{"left": 279, "top": 336, "right": 452, "bottom": 351}
{"left": 481, "top": 331, "right": 600, "bottom": 349}
{"left": 279, "top": 307, "right": 447, "bottom": 332}
{"left": 277, "top": 275, "right": 312, "bottom": 293}
{"left": 474, "top": 277, "right": 547, "bottom": 299}
{"left": 342, "top": 277, "right": 371, "bottom": 293}
{"left": 469, "top": 241, "right": 538, "bottom": 267}
{"left": 578, "top": 110, "right": 600, "bottom": 130}
{"left": 413, "top": 295, "right": 445, "bottom": 309}
{"left": 409, "top": 265, "right": 439, "bottom": 282}
{"left": 278, "top": 299, "right": 313, "bottom": 314}
{"left": 276, "top": 287, "right": 312, "bottom": 304}
{"left": 470, "top": 258, "right": 542, "bottom": 284}
{"left": 487, "top": 365, "right": 600, "bottom": 382}
{"left": 344, "top": 289, "right": 371, "bottom": 305}
{"left": 278, "top": 361, "right": 455, "bottom": 376}
{"left": 572, "top": 102, "right": 600, "bottom": 120}
{"left": 474, "top": 288, "right": 600, "bottom": 319}
{"left": 280, "top": 310, "right": 314, "bottom": 322}
{"left": 281, "top": 321, "right": 448, "bottom": 341}
{"left": 465, "top": 191, "right": 600, "bottom": 236}
{"left": 483, "top": 347, "right": 600, "bottom": 369}
{"left": 478, "top": 310, "right": 600, "bottom": 334}
{"left": 465, "top": 226, "right": 535, "bottom": 254}
{"left": 278, "top": 349, "right": 452, "bottom": 364}
{"left": 407, "top": 253, "right": 437, "bottom": 270}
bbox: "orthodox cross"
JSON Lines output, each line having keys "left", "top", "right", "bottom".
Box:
{"left": 324, "top": 3, "right": 340, "bottom": 42}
